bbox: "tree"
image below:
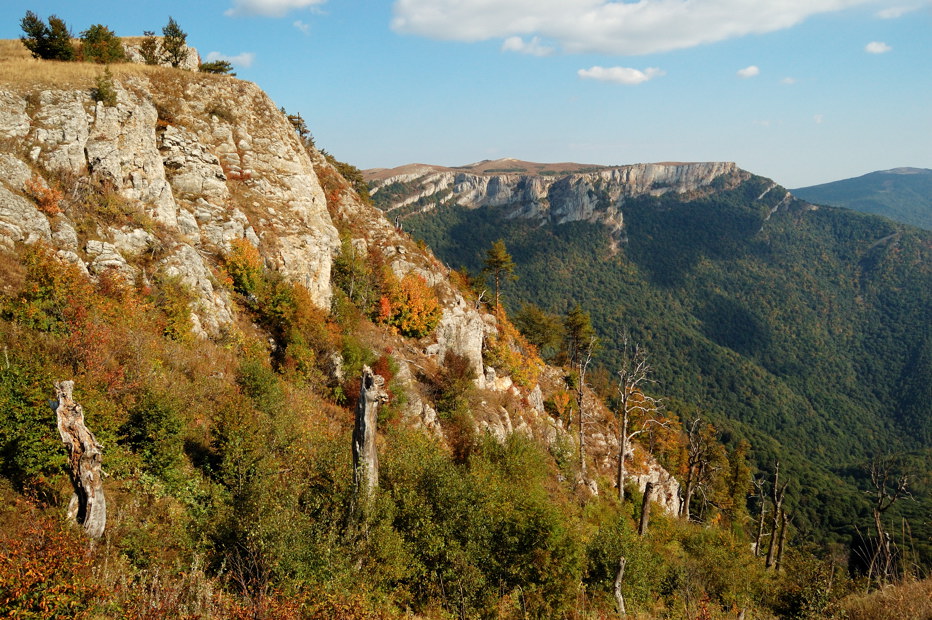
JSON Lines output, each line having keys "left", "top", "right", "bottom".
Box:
{"left": 614, "top": 338, "right": 663, "bottom": 502}
{"left": 563, "top": 303, "right": 595, "bottom": 368}
{"left": 482, "top": 239, "right": 516, "bottom": 308}
{"left": 561, "top": 304, "right": 597, "bottom": 477}
{"left": 514, "top": 303, "right": 563, "bottom": 360}
{"left": 765, "top": 461, "right": 789, "bottom": 569}
{"left": 20, "top": 12, "right": 75, "bottom": 61}
{"left": 866, "top": 455, "right": 911, "bottom": 584}
{"left": 139, "top": 30, "right": 160, "bottom": 65}
{"left": 161, "top": 17, "right": 188, "bottom": 68}
{"left": 79, "top": 24, "right": 125, "bottom": 63}
{"left": 679, "top": 418, "right": 725, "bottom": 521}
{"left": 200, "top": 59, "right": 236, "bottom": 75}
{"left": 722, "top": 439, "right": 753, "bottom": 527}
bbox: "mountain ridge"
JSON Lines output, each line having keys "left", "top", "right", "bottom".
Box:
{"left": 792, "top": 167, "right": 932, "bottom": 230}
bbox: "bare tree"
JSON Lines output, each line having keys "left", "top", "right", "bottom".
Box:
{"left": 752, "top": 476, "right": 769, "bottom": 557}
{"left": 573, "top": 336, "right": 597, "bottom": 477}
{"left": 866, "top": 455, "right": 911, "bottom": 584}
{"left": 775, "top": 510, "right": 792, "bottom": 572}
{"left": 766, "top": 461, "right": 788, "bottom": 569}
{"left": 614, "top": 339, "right": 664, "bottom": 502}
{"left": 614, "top": 556, "right": 627, "bottom": 617}
{"left": 679, "top": 418, "right": 720, "bottom": 520}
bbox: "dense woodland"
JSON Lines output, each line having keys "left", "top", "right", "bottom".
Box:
{"left": 0, "top": 23, "right": 930, "bottom": 618}
{"left": 387, "top": 173, "right": 932, "bottom": 573}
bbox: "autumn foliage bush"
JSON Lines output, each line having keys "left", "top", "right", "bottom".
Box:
{"left": 0, "top": 504, "right": 103, "bottom": 617}
{"left": 24, "top": 174, "right": 62, "bottom": 216}
{"left": 373, "top": 270, "right": 441, "bottom": 339}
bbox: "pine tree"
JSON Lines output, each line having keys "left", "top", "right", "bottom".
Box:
{"left": 161, "top": 17, "right": 188, "bottom": 68}
{"left": 482, "top": 239, "right": 517, "bottom": 308}
{"left": 20, "top": 11, "right": 74, "bottom": 61}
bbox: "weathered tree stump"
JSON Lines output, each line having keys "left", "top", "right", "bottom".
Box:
{"left": 638, "top": 481, "right": 654, "bottom": 537}
{"left": 352, "top": 366, "right": 388, "bottom": 500}
{"left": 53, "top": 380, "right": 106, "bottom": 539}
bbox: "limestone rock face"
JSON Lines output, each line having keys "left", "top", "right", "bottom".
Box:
{"left": 159, "top": 243, "right": 234, "bottom": 339}
{"left": 633, "top": 460, "right": 682, "bottom": 517}
{"left": 369, "top": 161, "right": 747, "bottom": 240}
{"left": 0, "top": 70, "right": 339, "bottom": 333}
{"left": 0, "top": 185, "right": 52, "bottom": 250}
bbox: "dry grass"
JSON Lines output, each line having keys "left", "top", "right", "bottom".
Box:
{"left": 841, "top": 577, "right": 932, "bottom": 620}
{"left": 0, "top": 38, "right": 168, "bottom": 92}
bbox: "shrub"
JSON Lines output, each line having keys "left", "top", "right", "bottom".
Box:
{"left": 122, "top": 390, "right": 184, "bottom": 483}
{"left": 92, "top": 67, "right": 118, "bottom": 107}
{"left": 373, "top": 271, "right": 442, "bottom": 339}
{"left": 0, "top": 359, "right": 62, "bottom": 497}
{"left": 200, "top": 60, "right": 236, "bottom": 76}
{"left": 79, "top": 24, "right": 126, "bottom": 64}
{"left": 225, "top": 239, "right": 264, "bottom": 297}
{"left": 139, "top": 30, "right": 160, "bottom": 64}
{"left": 24, "top": 174, "right": 62, "bottom": 216}
{"left": 0, "top": 509, "right": 104, "bottom": 616}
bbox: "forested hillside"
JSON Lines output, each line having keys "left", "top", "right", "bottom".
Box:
{"left": 376, "top": 167, "right": 932, "bottom": 569}
{"left": 1, "top": 28, "right": 930, "bottom": 619}
{"left": 793, "top": 167, "right": 932, "bottom": 231}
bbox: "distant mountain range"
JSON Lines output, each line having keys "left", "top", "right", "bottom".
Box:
{"left": 792, "top": 167, "right": 932, "bottom": 230}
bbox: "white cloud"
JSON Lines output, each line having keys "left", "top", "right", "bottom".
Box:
{"left": 814, "top": 114, "right": 824, "bottom": 124}
{"left": 226, "top": 0, "right": 326, "bottom": 17}
{"left": 391, "top": 0, "right": 870, "bottom": 55}
{"left": 781, "top": 76, "right": 797, "bottom": 85}
{"left": 876, "top": 4, "right": 921, "bottom": 19}
{"left": 501, "top": 36, "right": 554, "bottom": 56}
{"left": 293, "top": 20, "right": 310, "bottom": 33}
{"left": 206, "top": 51, "right": 256, "bottom": 67}
{"left": 737, "top": 65, "right": 760, "bottom": 78}
{"left": 865, "top": 41, "right": 892, "bottom": 53}
{"left": 578, "top": 65, "right": 664, "bottom": 85}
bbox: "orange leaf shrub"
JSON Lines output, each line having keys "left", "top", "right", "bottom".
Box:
{"left": 484, "top": 305, "right": 543, "bottom": 388}
{"left": 373, "top": 271, "right": 442, "bottom": 339}
{"left": 24, "top": 174, "right": 63, "bottom": 216}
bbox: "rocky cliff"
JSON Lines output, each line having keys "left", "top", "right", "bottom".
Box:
{"left": 366, "top": 159, "right": 749, "bottom": 242}
{"left": 0, "top": 62, "right": 680, "bottom": 513}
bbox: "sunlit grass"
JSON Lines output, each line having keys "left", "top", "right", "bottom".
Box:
{"left": 0, "top": 38, "right": 167, "bottom": 92}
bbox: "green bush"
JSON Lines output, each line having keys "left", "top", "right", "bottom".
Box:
{"left": 92, "top": 67, "right": 118, "bottom": 107}
{"left": 122, "top": 390, "right": 184, "bottom": 484}
{"left": 0, "top": 359, "right": 61, "bottom": 498}
{"left": 79, "top": 24, "right": 126, "bottom": 63}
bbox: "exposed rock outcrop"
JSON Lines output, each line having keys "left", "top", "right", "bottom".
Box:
{"left": 367, "top": 160, "right": 747, "bottom": 242}
{"left": 0, "top": 70, "right": 338, "bottom": 333}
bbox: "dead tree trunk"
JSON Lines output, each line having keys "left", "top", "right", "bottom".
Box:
{"left": 766, "top": 462, "right": 788, "bottom": 569}
{"left": 753, "top": 477, "right": 768, "bottom": 557}
{"left": 352, "top": 366, "right": 387, "bottom": 501}
{"left": 613, "top": 556, "right": 627, "bottom": 617}
{"left": 618, "top": 413, "right": 628, "bottom": 502}
{"left": 54, "top": 380, "right": 106, "bottom": 539}
{"left": 775, "top": 510, "right": 790, "bottom": 572}
{"left": 638, "top": 481, "right": 654, "bottom": 537}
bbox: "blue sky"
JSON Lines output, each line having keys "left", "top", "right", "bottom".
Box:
{"left": 2, "top": 0, "right": 929, "bottom": 187}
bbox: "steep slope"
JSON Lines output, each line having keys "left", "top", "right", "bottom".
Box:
{"left": 793, "top": 167, "right": 932, "bottom": 230}
{"left": 368, "top": 160, "right": 932, "bottom": 559}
